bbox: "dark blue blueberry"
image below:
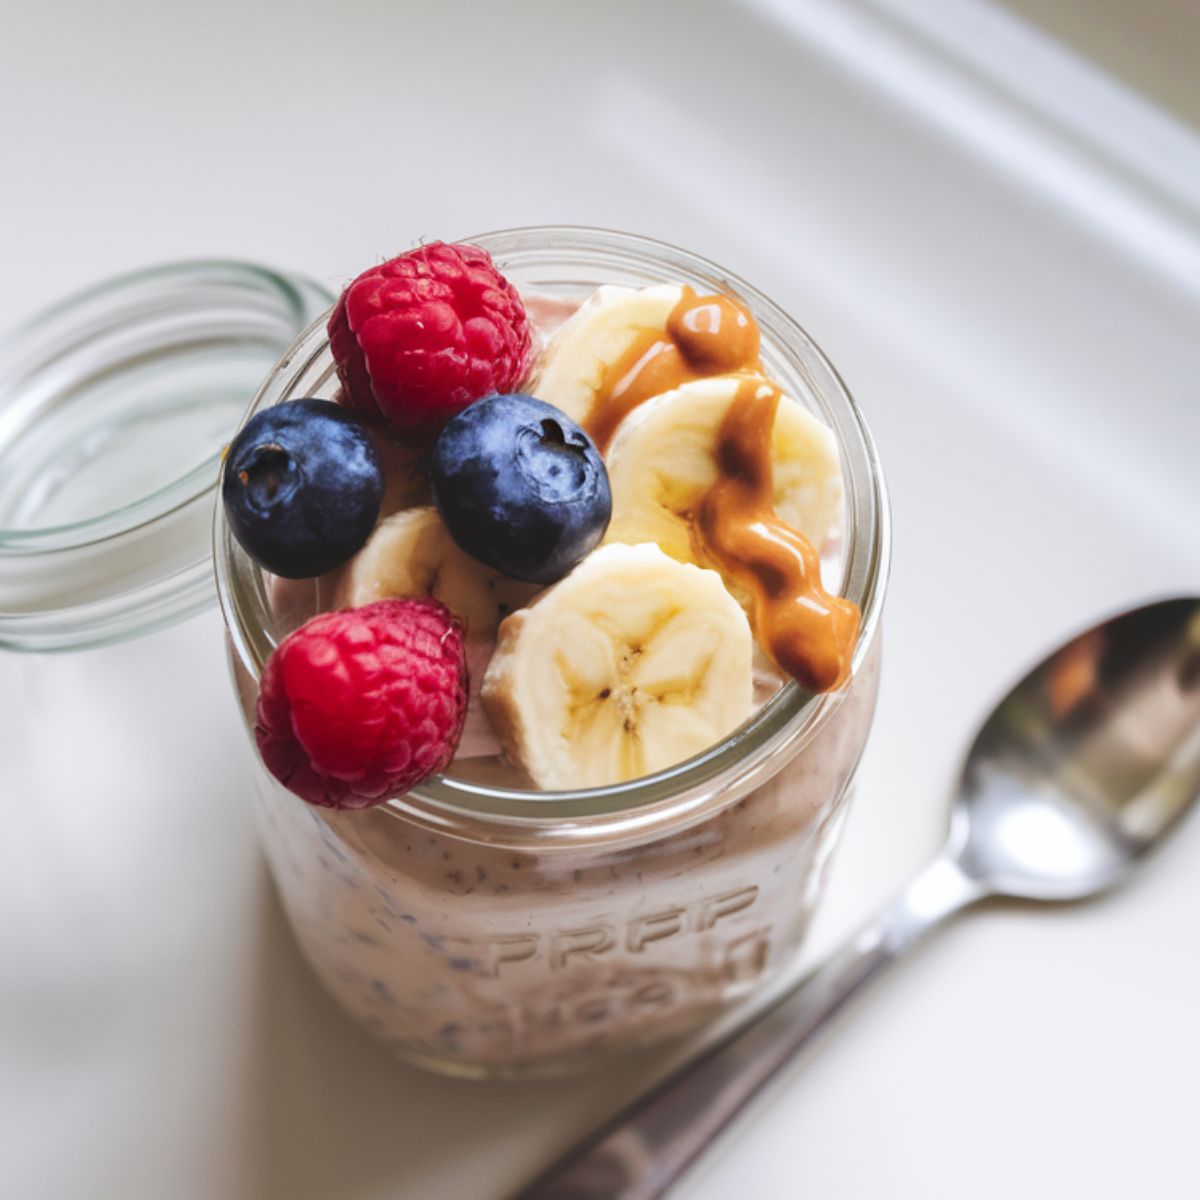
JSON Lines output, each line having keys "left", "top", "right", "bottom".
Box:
{"left": 430, "top": 394, "right": 611, "bottom": 584}
{"left": 222, "top": 398, "right": 383, "bottom": 578}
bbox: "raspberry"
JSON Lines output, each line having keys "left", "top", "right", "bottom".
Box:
{"left": 328, "top": 242, "right": 532, "bottom": 441}
{"left": 254, "top": 598, "right": 468, "bottom": 809}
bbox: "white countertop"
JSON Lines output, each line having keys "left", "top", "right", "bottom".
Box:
{"left": 2, "top": 2, "right": 1198, "bottom": 1198}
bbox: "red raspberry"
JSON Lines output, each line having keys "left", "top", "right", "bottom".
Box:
{"left": 255, "top": 598, "right": 468, "bottom": 810}
{"left": 328, "top": 242, "right": 531, "bottom": 441}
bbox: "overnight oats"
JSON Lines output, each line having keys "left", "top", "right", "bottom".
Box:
{"left": 215, "top": 227, "right": 889, "bottom": 1078}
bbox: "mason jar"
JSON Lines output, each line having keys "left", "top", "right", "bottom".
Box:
{"left": 215, "top": 227, "right": 890, "bottom": 1079}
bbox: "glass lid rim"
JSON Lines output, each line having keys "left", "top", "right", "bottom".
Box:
{"left": 0, "top": 451, "right": 224, "bottom": 554}
{"left": 0, "top": 257, "right": 332, "bottom": 555}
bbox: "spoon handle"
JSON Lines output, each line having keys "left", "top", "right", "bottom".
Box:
{"left": 512, "top": 852, "right": 983, "bottom": 1200}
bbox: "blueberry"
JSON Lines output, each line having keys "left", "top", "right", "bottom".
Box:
{"left": 430, "top": 394, "right": 611, "bottom": 584}
{"left": 222, "top": 398, "right": 383, "bottom": 578}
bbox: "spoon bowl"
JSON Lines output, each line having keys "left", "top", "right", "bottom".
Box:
{"left": 953, "top": 597, "right": 1200, "bottom": 900}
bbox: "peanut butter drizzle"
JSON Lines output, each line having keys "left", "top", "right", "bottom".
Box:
{"left": 696, "top": 379, "right": 861, "bottom": 693}
{"left": 586, "top": 286, "right": 761, "bottom": 451}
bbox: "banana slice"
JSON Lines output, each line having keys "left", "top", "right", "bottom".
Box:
{"left": 605, "top": 375, "right": 843, "bottom": 574}
{"left": 530, "top": 283, "right": 683, "bottom": 428}
{"left": 482, "top": 542, "right": 753, "bottom": 790}
{"left": 331, "top": 506, "right": 537, "bottom": 637}
{"left": 369, "top": 431, "right": 431, "bottom": 518}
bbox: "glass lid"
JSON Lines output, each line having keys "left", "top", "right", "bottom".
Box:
{"left": 0, "top": 260, "right": 333, "bottom": 652}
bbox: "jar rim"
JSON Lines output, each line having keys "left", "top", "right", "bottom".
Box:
{"left": 0, "top": 259, "right": 333, "bottom": 652}
{"left": 215, "top": 226, "right": 891, "bottom": 846}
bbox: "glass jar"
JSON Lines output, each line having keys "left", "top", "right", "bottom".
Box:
{"left": 215, "top": 228, "right": 890, "bottom": 1079}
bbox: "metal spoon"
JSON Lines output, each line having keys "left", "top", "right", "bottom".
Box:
{"left": 515, "top": 597, "right": 1200, "bottom": 1200}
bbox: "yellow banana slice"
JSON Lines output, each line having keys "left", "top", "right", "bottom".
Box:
{"left": 481, "top": 543, "right": 753, "bottom": 789}
{"left": 530, "top": 283, "right": 683, "bottom": 428}
{"left": 332, "top": 506, "right": 537, "bottom": 638}
{"left": 604, "top": 375, "right": 843, "bottom": 572}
